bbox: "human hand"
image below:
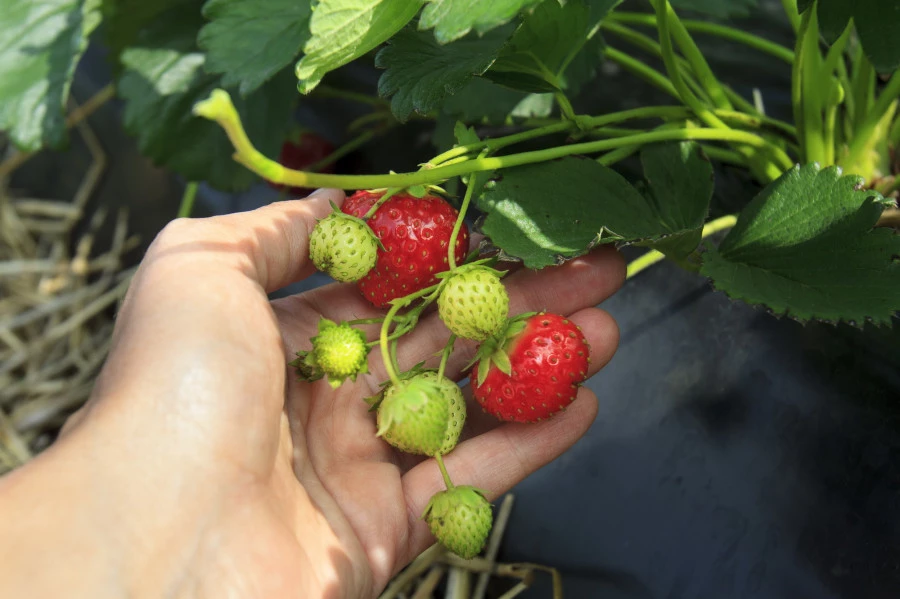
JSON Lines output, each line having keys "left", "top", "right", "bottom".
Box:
{"left": 0, "top": 189, "right": 624, "bottom": 598}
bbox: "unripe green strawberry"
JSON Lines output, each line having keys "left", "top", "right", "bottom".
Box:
{"left": 290, "top": 319, "right": 369, "bottom": 388}
{"left": 423, "top": 486, "right": 492, "bottom": 559}
{"left": 309, "top": 210, "right": 378, "bottom": 282}
{"left": 437, "top": 265, "right": 509, "bottom": 341}
{"left": 376, "top": 372, "right": 465, "bottom": 456}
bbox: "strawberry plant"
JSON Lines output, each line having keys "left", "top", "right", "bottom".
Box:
{"left": 3, "top": 0, "right": 900, "bottom": 562}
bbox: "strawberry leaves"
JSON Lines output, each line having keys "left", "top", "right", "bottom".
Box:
{"left": 419, "top": 0, "right": 542, "bottom": 44}
{"left": 295, "top": 0, "right": 420, "bottom": 94}
{"left": 0, "top": 0, "right": 102, "bottom": 150}
{"left": 637, "top": 142, "right": 713, "bottom": 261}
{"left": 117, "top": 3, "right": 296, "bottom": 190}
{"left": 198, "top": 0, "right": 312, "bottom": 96}
{"left": 376, "top": 28, "right": 508, "bottom": 121}
{"left": 798, "top": 0, "right": 900, "bottom": 72}
{"left": 701, "top": 164, "right": 900, "bottom": 325}
{"left": 476, "top": 144, "right": 713, "bottom": 268}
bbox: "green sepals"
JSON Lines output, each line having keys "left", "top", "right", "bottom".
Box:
{"left": 288, "top": 350, "right": 323, "bottom": 382}
{"left": 364, "top": 361, "right": 430, "bottom": 411}
{"left": 423, "top": 485, "right": 493, "bottom": 559}
{"left": 405, "top": 183, "right": 448, "bottom": 198}
{"left": 470, "top": 312, "right": 536, "bottom": 386}
{"left": 309, "top": 206, "right": 381, "bottom": 282}
{"left": 293, "top": 319, "right": 370, "bottom": 389}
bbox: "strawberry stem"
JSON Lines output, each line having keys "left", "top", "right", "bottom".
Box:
{"left": 195, "top": 89, "right": 793, "bottom": 189}
{"left": 363, "top": 187, "right": 403, "bottom": 220}
{"left": 435, "top": 454, "right": 454, "bottom": 490}
{"left": 378, "top": 284, "right": 442, "bottom": 385}
{"left": 380, "top": 303, "right": 405, "bottom": 386}
{"left": 437, "top": 335, "right": 456, "bottom": 380}
{"left": 448, "top": 169, "right": 480, "bottom": 269}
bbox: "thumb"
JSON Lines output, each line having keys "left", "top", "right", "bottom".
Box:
{"left": 66, "top": 189, "right": 344, "bottom": 474}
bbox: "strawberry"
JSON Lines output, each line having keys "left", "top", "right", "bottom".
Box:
{"left": 376, "top": 371, "right": 465, "bottom": 456}
{"left": 423, "top": 486, "right": 492, "bottom": 559}
{"left": 309, "top": 210, "right": 379, "bottom": 282}
{"left": 471, "top": 313, "right": 590, "bottom": 423}
{"left": 437, "top": 265, "right": 509, "bottom": 341}
{"left": 342, "top": 190, "right": 468, "bottom": 307}
{"left": 269, "top": 130, "right": 335, "bottom": 197}
{"left": 290, "top": 319, "right": 369, "bottom": 389}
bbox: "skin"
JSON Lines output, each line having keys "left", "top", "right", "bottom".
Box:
{"left": 0, "top": 188, "right": 624, "bottom": 599}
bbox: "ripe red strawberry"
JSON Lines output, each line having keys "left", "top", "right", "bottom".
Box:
{"left": 342, "top": 190, "right": 468, "bottom": 307}
{"left": 471, "top": 313, "right": 590, "bottom": 423}
{"left": 269, "top": 130, "right": 335, "bottom": 197}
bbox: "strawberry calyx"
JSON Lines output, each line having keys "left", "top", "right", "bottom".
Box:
{"left": 320, "top": 200, "right": 386, "bottom": 251}
{"left": 433, "top": 259, "right": 505, "bottom": 282}
{"left": 364, "top": 361, "right": 429, "bottom": 411}
{"left": 469, "top": 312, "right": 538, "bottom": 387}
{"left": 375, "top": 374, "right": 445, "bottom": 437}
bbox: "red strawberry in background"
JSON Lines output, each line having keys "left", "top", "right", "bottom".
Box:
{"left": 472, "top": 312, "right": 590, "bottom": 423}
{"left": 342, "top": 190, "right": 468, "bottom": 307}
{"left": 269, "top": 129, "right": 335, "bottom": 197}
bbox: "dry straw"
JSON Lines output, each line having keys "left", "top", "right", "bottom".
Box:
{"left": 0, "top": 87, "right": 137, "bottom": 474}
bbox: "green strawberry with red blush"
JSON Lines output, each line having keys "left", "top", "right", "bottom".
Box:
{"left": 342, "top": 190, "right": 468, "bottom": 307}
{"left": 472, "top": 312, "right": 590, "bottom": 422}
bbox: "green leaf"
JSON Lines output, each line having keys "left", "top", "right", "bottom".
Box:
{"left": 816, "top": 0, "right": 851, "bottom": 44}
{"left": 639, "top": 142, "right": 713, "bottom": 260}
{"left": 102, "top": 0, "right": 193, "bottom": 60}
{"left": 198, "top": 0, "right": 312, "bottom": 96}
{"left": 671, "top": 0, "right": 757, "bottom": 18}
{"left": 807, "top": 0, "right": 900, "bottom": 71}
{"left": 851, "top": 1, "right": 900, "bottom": 73}
{"left": 419, "top": 0, "right": 541, "bottom": 44}
{"left": 484, "top": 0, "right": 592, "bottom": 93}
{"left": 483, "top": 69, "right": 560, "bottom": 93}
{"left": 295, "top": 0, "right": 421, "bottom": 94}
{"left": 441, "top": 78, "right": 552, "bottom": 122}
{"left": 475, "top": 158, "right": 641, "bottom": 268}
{"left": 478, "top": 148, "right": 715, "bottom": 268}
{"left": 375, "top": 28, "right": 506, "bottom": 121}
{"left": 701, "top": 164, "right": 900, "bottom": 325}
{"left": 117, "top": 4, "right": 296, "bottom": 190}
{"left": 454, "top": 121, "right": 480, "bottom": 146}
{"left": 0, "top": 0, "right": 103, "bottom": 150}
{"left": 561, "top": 29, "right": 606, "bottom": 96}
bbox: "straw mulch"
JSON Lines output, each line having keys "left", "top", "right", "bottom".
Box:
{"left": 0, "top": 92, "right": 138, "bottom": 475}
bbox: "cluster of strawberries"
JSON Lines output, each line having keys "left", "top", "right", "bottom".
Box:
{"left": 295, "top": 189, "right": 590, "bottom": 559}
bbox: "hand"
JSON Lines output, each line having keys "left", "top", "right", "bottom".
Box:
{"left": 0, "top": 189, "right": 624, "bottom": 598}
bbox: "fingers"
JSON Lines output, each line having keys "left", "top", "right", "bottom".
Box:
{"left": 177, "top": 188, "right": 346, "bottom": 293}
{"left": 399, "top": 385, "right": 600, "bottom": 563}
